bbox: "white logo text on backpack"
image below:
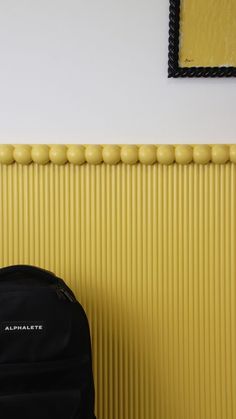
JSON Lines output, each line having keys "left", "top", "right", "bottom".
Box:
{"left": 1, "top": 322, "right": 44, "bottom": 332}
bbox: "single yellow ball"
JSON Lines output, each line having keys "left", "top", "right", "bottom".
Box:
{"left": 67, "top": 145, "right": 85, "bottom": 164}
{"left": 175, "top": 145, "right": 193, "bottom": 164}
{"left": 31, "top": 145, "right": 50, "bottom": 164}
{"left": 85, "top": 145, "right": 103, "bottom": 164}
{"left": 13, "top": 145, "right": 32, "bottom": 165}
{"left": 229, "top": 145, "right": 236, "bottom": 163}
{"left": 0, "top": 145, "right": 14, "bottom": 164}
{"left": 139, "top": 145, "right": 156, "bottom": 165}
{"left": 103, "top": 145, "right": 121, "bottom": 164}
{"left": 157, "top": 145, "right": 175, "bottom": 165}
{"left": 211, "top": 145, "right": 229, "bottom": 164}
{"left": 193, "top": 145, "right": 211, "bottom": 164}
{"left": 120, "top": 145, "right": 139, "bottom": 164}
{"left": 49, "top": 145, "right": 68, "bottom": 165}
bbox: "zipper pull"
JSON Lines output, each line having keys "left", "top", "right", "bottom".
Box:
{"left": 56, "top": 286, "right": 77, "bottom": 303}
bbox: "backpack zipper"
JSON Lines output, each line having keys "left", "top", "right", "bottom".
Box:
{"left": 0, "top": 284, "right": 76, "bottom": 303}
{"left": 56, "top": 286, "right": 77, "bottom": 303}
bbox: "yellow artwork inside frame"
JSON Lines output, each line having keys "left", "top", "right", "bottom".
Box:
{"left": 180, "top": 0, "right": 236, "bottom": 67}
{"left": 168, "top": 0, "right": 236, "bottom": 77}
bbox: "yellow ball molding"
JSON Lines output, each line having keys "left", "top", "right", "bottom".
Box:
{"left": 212, "top": 145, "right": 229, "bottom": 164}
{"left": 103, "top": 145, "right": 121, "bottom": 164}
{"left": 230, "top": 145, "right": 236, "bottom": 164}
{"left": 31, "top": 145, "right": 50, "bottom": 165}
{"left": 0, "top": 145, "right": 14, "bottom": 164}
{"left": 0, "top": 145, "right": 236, "bottom": 165}
{"left": 85, "top": 145, "right": 103, "bottom": 165}
{"left": 157, "top": 145, "right": 175, "bottom": 165}
{"left": 121, "top": 145, "right": 139, "bottom": 164}
{"left": 49, "top": 145, "right": 68, "bottom": 165}
{"left": 175, "top": 145, "right": 193, "bottom": 164}
{"left": 13, "top": 145, "right": 32, "bottom": 165}
{"left": 193, "top": 145, "right": 211, "bottom": 164}
{"left": 67, "top": 145, "right": 85, "bottom": 165}
{"left": 139, "top": 145, "right": 156, "bottom": 165}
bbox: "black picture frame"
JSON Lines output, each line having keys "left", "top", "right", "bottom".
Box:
{"left": 168, "top": 0, "right": 236, "bottom": 78}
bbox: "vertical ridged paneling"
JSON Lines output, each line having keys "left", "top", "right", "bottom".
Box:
{"left": 0, "top": 161, "right": 236, "bottom": 419}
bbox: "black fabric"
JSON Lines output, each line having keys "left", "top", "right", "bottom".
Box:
{"left": 0, "top": 265, "right": 96, "bottom": 419}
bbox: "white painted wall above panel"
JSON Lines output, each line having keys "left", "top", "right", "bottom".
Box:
{"left": 0, "top": 0, "right": 235, "bottom": 143}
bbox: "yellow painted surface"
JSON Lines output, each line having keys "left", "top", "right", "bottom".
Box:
{"left": 0, "top": 159, "right": 236, "bottom": 419}
{"left": 179, "top": 0, "right": 236, "bottom": 67}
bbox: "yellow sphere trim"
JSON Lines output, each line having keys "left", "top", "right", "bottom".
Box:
{"left": 175, "top": 145, "right": 193, "bottom": 164}
{"left": 212, "top": 145, "right": 229, "bottom": 164}
{"left": 157, "top": 145, "right": 175, "bottom": 165}
{"left": 103, "top": 145, "right": 121, "bottom": 165}
{"left": 230, "top": 145, "right": 236, "bottom": 164}
{"left": 13, "top": 145, "right": 32, "bottom": 165}
{"left": 121, "top": 145, "right": 139, "bottom": 164}
{"left": 85, "top": 145, "right": 103, "bottom": 165}
{"left": 31, "top": 145, "right": 50, "bottom": 165}
{"left": 67, "top": 145, "right": 85, "bottom": 165}
{"left": 193, "top": 145, "right": 211, "bottom": 164}
{"left": 139, "top": 145, "right": 157, "bottom": 165}
{"left": 0, "top": 145, "right": 14, "bottom": 165}
{"left": 49, "top": 145, "right": 68, "bottom": 165}
{"left": 0, "top": 145, "right": 236, "bottom": 165}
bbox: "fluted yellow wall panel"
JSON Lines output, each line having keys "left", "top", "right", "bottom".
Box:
{"left": 0, "top": 149, "right": 236, "bottom": 419}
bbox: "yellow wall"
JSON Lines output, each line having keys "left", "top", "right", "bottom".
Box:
{"left": 179, "top": 0, "right": 236, "bottom": 67}
{"left": 0, "top": 144, "right": 236, "bottom": 419}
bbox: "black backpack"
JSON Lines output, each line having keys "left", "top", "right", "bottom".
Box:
{"left": 0, "top": 265, "right": 96, "bottom": 419}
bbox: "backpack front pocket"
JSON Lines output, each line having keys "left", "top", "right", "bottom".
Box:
{"left": 0, "top": 356, "right": 86, "bottom": 393}
{"left": 0, "top": 357, "right": 85, "bottom": 418}
{"left": 0, "top": 388, "right": 81, "bottom": 419}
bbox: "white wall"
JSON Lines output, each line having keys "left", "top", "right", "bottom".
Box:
{"left": 0, "top": 0, "right": 235, "bottom": 144}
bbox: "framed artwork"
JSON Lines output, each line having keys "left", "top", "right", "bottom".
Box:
{"left": 168, "top": 0, "right": 236, "bottom": 77}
